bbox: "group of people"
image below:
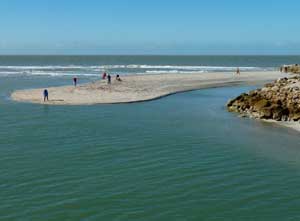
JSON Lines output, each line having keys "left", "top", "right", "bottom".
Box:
{"left": 43, "top": 72, "right": 122, "bottom": 102}
{"left": 102, "top": 72, "right": 122, "bottom": 84}
{"left": 280, "top": 64, "right": 299, "bottom": 73}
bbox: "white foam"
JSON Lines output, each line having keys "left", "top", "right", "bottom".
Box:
{"left": 29, "top": 71, "right": 99, "bottom": 77}
{"left": 146, "top": 70, "right": 205, "bottom": 74}
{"left": 0, "top": 64, "right": 267, "bottom": 70}
{"left": 131, "top": 65, "right": 263, "bottom": 70}
{"left": 0, "top": 64, "right": 272, "bottom": 77}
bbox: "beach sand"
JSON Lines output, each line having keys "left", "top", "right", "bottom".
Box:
{"left": 11, "top": 71, "right": 288, "bottom": 105}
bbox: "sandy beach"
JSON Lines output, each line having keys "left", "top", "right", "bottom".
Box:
{"left": 11, "top": 71, "right": 288, "bottom": 105}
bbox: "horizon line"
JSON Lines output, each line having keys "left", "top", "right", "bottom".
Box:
{"left": 1, "top": 54, "right": 300, "bottom": 56}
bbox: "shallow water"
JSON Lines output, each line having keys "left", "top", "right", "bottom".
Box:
{"left": 1, "top": 76, "right": 300, "bottom": 220}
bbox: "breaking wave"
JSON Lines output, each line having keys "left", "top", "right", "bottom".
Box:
{"left": 0, "top": 65, "right": 273, "bottom": 77}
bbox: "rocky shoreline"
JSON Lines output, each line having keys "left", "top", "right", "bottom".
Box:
{"left": 227, "top": 76, "right": 300, "bottom": 122}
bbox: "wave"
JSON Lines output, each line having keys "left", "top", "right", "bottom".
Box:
{"left": 0, "top": 64, "right": 271, "bottom": 70}
{"left": 146, "top": 70, "right": 206, "bottom": 74}
{"left": 0, "top": 65, "right": 103, "bottom": 71}
{"left": 138, "top": 65, "right": 261, "bottom": 70}
{"left": 29, "top": 71, "right": 99, "bottom": 77}
{"left": 0, "top": 64, "right": 274, "bottom": 77}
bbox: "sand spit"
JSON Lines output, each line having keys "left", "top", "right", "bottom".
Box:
{"left": 11, "top": 72, "right": 287, "bottom": 105}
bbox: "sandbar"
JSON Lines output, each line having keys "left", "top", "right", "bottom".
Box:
{"left": 11, "top": 71, "right": 288, "bottom": 105}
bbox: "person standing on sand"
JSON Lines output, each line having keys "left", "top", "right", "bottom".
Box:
{"left": 73, "top": 77, "right": 77, "bottom": 87}
{"left": 107, "top": 74, "right": 111, "bottom": 84}
{"left": 236, "top": 67, "right": 240, "bottom": 75}
{"left": 102, "top": 72, "right": 107, "bottom": 79}
{"left": 43, "top": 89, "right": 49, "bottom": 102}
{"left": 284, "top": 66, "right": 288, "bottom": 73}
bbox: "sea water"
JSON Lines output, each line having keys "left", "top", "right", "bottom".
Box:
{"left": 1, "top": 55, "right": 300, "bottom": 78}
{"left": 1, "top": 56, "right": 300, "bottom": 220}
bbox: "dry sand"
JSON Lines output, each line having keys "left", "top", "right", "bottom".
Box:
{"left": 11, "top": 71, "right": 288, "bottom": 105}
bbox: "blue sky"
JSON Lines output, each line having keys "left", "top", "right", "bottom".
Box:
{"left": 0, "top": 0, "right": 300, "bottom": 55}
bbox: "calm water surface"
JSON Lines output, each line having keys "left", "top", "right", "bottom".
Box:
{"left": 1, "top": 76, "right": 300, "bottom": 221}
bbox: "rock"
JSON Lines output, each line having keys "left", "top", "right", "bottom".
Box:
{"left": 292, "top": 113, "right": 300, "bottom": 121}
{"left": 271, "top": 86, "right": 279, "bottom": 92}
{"left": 227, "top": 76, "right": 300, "bottom": 122}
{"left": 253, "top": 99, "right": 270, "bottom": 111}
{"left": 265, "top": 83, "right": 273, "bottom": 88}
{"left": 259, "top": 107, "right": 273, "bottom": 119}
{"left": 249, "top": 90, "right": 257, "bottom": 96}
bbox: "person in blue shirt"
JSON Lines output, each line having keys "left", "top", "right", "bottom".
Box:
{"left": 43, "top": 89, "right": 49, "bottom": 102}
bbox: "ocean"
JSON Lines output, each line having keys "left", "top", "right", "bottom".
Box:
{"left": 1, "top": 55, "right": 300, "bottom": 78}
{"left": 1, "top": 56, "right": 300, "bottom": 220}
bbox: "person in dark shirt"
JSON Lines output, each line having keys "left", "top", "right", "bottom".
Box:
{"left": 43, "top": 89, "right": 49, "bottom": 102}
{"left": 73, "top": 77, "right": 77, "bottom": 87}
{"left": 107, "top": 74, "right": 111, "bottom": 84}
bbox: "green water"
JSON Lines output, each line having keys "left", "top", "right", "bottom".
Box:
{"left": 1, "top": 76, "right": 300, "bottom": 220}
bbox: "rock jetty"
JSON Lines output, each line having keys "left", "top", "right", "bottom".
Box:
{"left": 227, "top": 76, "right": 300, "bottom": 121}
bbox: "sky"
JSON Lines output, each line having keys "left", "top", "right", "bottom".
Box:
{"left": 0, "top": 0, "right": 300, "bottom": 55}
